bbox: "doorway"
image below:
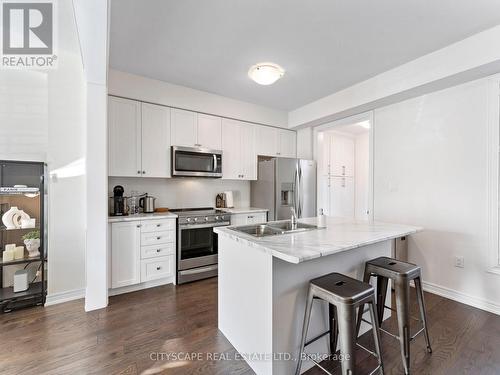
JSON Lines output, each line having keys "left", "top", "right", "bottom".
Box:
{"left": 314, "top": 112, "right": 374, "bottom": 221}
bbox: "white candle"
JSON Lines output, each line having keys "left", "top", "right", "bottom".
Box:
{"left": 14, "top": 246, "right": 24, "bottom": 259}
{"left": 5, "top": 244, "right": 16, "bottom": 252}
{"left": 2, "top": 250, "right": 14, "bottom": 262}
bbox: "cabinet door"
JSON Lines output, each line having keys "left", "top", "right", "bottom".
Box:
{"left": 197, "top": 114, "right": 222, "bottom": 149}
{"left": 330, "top": 134, "right": 355, "bottom": 176}
{"left": 221, "top": 118, "right": 242, "bottom": 179}
{"left": 240, "top": 122, "right": 256, "bottom": 180}
{"left": 230, "top": 213, "right": 249, "bottom": 226}
{"left": 329, "top": 177, "right": 355, "bottom": 218}
{"left": 111, "top": 222, "right": 141, "bottom": 288}
{"left": 171, "top": 108, "right": 197, "bottom": 147}
{"left": 279, "top": 130, "right": 297, "bottom": 158}
{"left": 108, "top": 97, "right": 141, "bottom": 177}
{"left": 141, "top": 103, "right": 171, "bottom": 178}
{"left": 255, "top": 126, "right": 278, "bottom": 157}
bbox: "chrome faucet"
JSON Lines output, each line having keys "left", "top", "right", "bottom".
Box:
{"left": 290, "top": 207, "right": 298, "bottom": 230}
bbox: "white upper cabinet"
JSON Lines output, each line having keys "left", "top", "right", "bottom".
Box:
{"left": 221, "top": 119, "right": 256, "bottom": 180}
{"left": 330, "top": 134, "right": 354, "bottom": 176}
{"left": 278, "top": 129, "right": 297, "bottom": 158}
{"left": 171, "top": 108, "right": 197, "bottom": 147}
{"left": 255, "top": 126, "right": 279, "bottom": 156}
{"left": 197, "top": 113, "right": 222, "bottom": 149}
{"left": 108, "top": 97, "right": 142, "bottom": 177}
{"left": 171, "top": 109, "right": 222, "bottom": 149}
{"left": 141, "top": 103, "right": 171, "bottom": 178}
{"left": 255, "top": 126, "right": 296, "bottom": 158}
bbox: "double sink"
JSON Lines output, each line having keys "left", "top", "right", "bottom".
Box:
{"left": 230, "top": 220, "right": 319, "bottom": 238}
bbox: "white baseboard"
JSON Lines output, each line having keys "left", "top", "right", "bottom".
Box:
{"left": 108, "top": 277, "right": 174, "bottom": 297}
{"left": 45, "top": 288, "right": 85, "bottom": 306}
{"left": 421, "top": 280, "right": 500, "bottom": 316}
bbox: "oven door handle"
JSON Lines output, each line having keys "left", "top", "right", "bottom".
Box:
{"left": 179, "top": 222, "right": 230, "bottom": 230}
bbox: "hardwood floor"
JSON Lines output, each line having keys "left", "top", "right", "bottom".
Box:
{"left": 0, "top": 278, "right": 498, "bottom": 374}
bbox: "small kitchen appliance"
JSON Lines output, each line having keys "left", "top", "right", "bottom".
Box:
{"left": 223, "top": 191, "right": 234, "bottom": 208}
{"left": 172, "top": 146, "right": 222, "bottom": 178}
{"left": 13, "top": 269, "right": 29, "bottom": 292}
{"left": 110, "top": 185, "right": 128, "bottom": 216}
{"left": 139, "top": 195, "right": 156, "bottom": 213}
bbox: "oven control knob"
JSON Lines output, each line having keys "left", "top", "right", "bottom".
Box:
{"left": 215, "top": 216, "right": 219, "bottom": 220}
{"left": 194, "top": 217, "right": 198, "bottom": 222}
{"left": 205, "top": 216, "right": 209, "bottom": 221}
{"left": 186, "top": 218, "right": 192, "bottom": 223}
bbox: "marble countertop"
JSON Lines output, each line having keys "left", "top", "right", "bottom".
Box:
{"left": 214, "top": 216, "right": 422, "bottom": 264}
{"left": 108, "top": 212, "right": 177, "bottom": 223}
{"left": 221, "top": 207, "right": 268, "bottom": 214}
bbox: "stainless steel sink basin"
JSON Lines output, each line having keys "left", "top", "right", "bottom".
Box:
{"left": 229, "top": 220, "right": 319, "bottom": 238}
{"left": 232, "top": 224, "right": 285, "bottom": 237}
{"left": 266, "top": 220, "right": 319, "bottom": 231}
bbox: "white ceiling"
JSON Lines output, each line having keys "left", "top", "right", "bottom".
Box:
{"left": 109, "top": 0, "right": 500, "bottom": 111}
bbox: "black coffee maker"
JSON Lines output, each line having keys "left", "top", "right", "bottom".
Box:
{"left": 110, "top": 185, "right": 128, "bottom": 216}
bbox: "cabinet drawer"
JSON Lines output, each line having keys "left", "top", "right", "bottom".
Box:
{"left": 141, "top": 243, "right": 175, "bottom": 260}
{"left": 141, "top": 256, "right": 173, "bottom": 282}
{"left": 141, "top": 230, "right": 175, "bottom": 246}
{"left": 246, "top": 212, "right": 267, "bottom": 224}
{"left": 141, "top": 219, "right": 175, "bottom": 233}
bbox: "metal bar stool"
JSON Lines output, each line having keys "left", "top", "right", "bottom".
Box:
{"left": 356, "top": 257, "right": 432, "bottom": 375}
{"left": 296, "top": 273, "right": 384, "bottom": 375}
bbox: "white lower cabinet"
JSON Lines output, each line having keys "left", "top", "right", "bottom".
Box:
{"left": 111, "top": 222, "right": 141, "bottom": 289}
{"left": 111, "top": 218, "right": 176, "bottom": 291}
{"left": 230, "top": 212, "right": 267, "bottom": 226}
{"left": 141, "top": 256, "right": 174, "bottom": 282}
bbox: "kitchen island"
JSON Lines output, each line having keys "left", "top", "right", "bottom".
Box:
{"left": 214, "top": 217, "right": 421, "bottom": 375}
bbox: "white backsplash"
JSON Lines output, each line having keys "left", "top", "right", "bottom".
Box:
{"left": 108, "top": 177, "right": 250, "bottom": 209}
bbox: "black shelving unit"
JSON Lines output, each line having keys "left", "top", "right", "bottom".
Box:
{"left": 0, "top": 161, "right": 47, "bottom": 313}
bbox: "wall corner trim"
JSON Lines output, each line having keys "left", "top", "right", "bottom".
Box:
{"left": 45, "top": 288, "right": 86, "bottom": 306}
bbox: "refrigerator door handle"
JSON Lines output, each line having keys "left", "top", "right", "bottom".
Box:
{"left": 293, "top": 163, "right": 299, "bottom": 214}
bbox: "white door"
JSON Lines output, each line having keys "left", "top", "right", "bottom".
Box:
{"left": 141, "top": 103, "right": 171, "bottom": 178}
{"left": 171, "top": 108, "right": 197, "bottom": 147}
{"left": 197, "top": 114, "right": 222, "bottom": 149}
{"left": 255, "top": 126, "right": 278, "bottom": 156}
{"left": 279, "top": 130, "right": 297, "bottom": 158}
{"left": 240, "top": 123, "right": 256, "bottom": 180}
{"left": 221, "top": 118, "right": 241, "bottom": 179}
{"left": 111, "top": 222, "right": 141, "bottom": 288}
{"left": 108, "top": 97, "right": 141, "bottom": 177}
{"left": 330, "top": 134, "right": 355, "bottom": 176}
{"left": 329, "top": 176, "right": 355, "bottom": 218}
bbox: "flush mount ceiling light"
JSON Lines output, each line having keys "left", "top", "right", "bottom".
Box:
{"left": 248, "top": 62, "right": 285, "bottom": 85}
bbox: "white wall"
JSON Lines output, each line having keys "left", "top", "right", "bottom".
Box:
{"left": 108, "top": 69, "right": 288, "bottom": 128}
{"left": 0, "top": 0, "right": 87, "bottom": 301}
{"left": 108, "top": 177, "right": 250, "bottom": 209}
{"left": 296, "top": 128, "right": 313, "bottom": 160}
{"left": 373, "top": 76, "right": 500, "bottom": 313}
{"left": 355, "top": 132, "right": 369, "bottom": 220}
{"left": 289, "top": 25, "right": 500, "bottom": 128}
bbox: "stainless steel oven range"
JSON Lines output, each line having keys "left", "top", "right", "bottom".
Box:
{"left": 170, "top": 207, "right": 230, "bottom": 284}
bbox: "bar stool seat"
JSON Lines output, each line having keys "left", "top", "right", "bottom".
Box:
{"left": 296, "top": 273, "right": 384, "bottom": 375}
{"left": 356, "top": 257, "right": 432, "bottom": 375}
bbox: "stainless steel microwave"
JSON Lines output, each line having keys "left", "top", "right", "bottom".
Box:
{"left": 172, "top": 146, "right": 223, "bottom": 178}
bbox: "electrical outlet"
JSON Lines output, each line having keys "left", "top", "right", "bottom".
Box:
{"left": 454, "top": 256, "right": 465, "bottom": 268}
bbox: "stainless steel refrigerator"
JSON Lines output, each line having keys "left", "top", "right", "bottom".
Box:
{"left": 251, "top": 158, "right": 317, "bottom": 221}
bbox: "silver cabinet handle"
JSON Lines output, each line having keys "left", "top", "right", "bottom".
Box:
{"left": 341, "top": 177, "right": 346, "bottom": 188}
{"left": 142, "top": 170, "right": 146, "bottom": 174}
{"left": 248, "top": 215, "right": 254, "bottom": 219}
{"left": 156, "top": 266, "right": 161, "bottom": 270}
{"left": 156, "top": 224, "right": 161, "bottom": 227}
{"left": 156, "top": 236, "right": 161, "bottom": 240}
{"left": 342, "top": 166, "right": 346, "bottom": 176}
{"left": 137, "top": 170, "right": 141, "bottom": 174}
{"left": 136, "top": 224, "right": 141, "bottom": 228}
{"left": 156, "top": 249, "right": 161, "bottom": 253}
